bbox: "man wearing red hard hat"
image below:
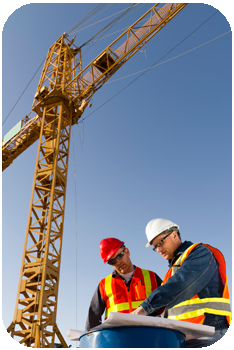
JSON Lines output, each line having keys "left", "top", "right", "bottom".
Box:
{"left": 85, "top": 237, "right": 162, "bottom": 331}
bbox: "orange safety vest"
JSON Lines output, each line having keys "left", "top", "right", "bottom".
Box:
{"left": 162, "top": 243, "right": 231, "bottom": 325}
{"left": 99, "top": 266, "right": 158, "bottom": 319}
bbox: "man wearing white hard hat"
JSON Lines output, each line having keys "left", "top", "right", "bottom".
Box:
{"left": 131, "top": 218, "right": 231, "bottom": 347}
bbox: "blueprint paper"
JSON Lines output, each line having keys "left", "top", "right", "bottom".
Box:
{"left": 67, "top": 312, "right": 215, "bottom": 341}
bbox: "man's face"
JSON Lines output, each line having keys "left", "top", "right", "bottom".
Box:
{"left": 152, "top": 231, "right": 180, "bottom": 260}
{"left": 108, "top": 246, "right": 133, "bottom": 274}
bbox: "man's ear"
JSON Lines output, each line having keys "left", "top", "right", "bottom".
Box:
{"left": 125, "top": 247, "right": 130, "bottom": 256}
{"left": 173, "top": 231, "right": 180, "bottom": 242}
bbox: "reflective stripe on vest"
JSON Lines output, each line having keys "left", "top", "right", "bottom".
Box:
{"left": 163, "top": 243, "right": 231, "bottom": 325}
{"left": 142, "top": 269, "right": 152, "bottom": 298}
{"left": 105, "top": 300, "right": 144, "bottom": 318}
{"left": 100, "top": 267, "right": 157, "bottom": 319}
{"left": 167, "top": 298, "right": 231, "bottom": 320}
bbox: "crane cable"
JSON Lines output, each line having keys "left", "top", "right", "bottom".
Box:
{"left": 65, "top": 3, "right": 107, "bottom": 36}
{"left": 66, "top": 4, "right": 114, "bottom": 38}
{"left": 66, "top": 4, "right": 138, "bottom": 38}
{"left": 78, "top": 4, "right": 139, "bottom": 49}
{"left": 71, "top": 127, "right": 79, "bottom": 346}
{"left": 82, "top": 4, "right": 147, "bottom": 55}
{"left": 107, "top": 30, "right": 231, "bottom": 84}
{"left": 83, "top": 3, "right": 192, "bottom": 55}
{"left": 79, "top": 9, "right": 222, "bottom": 124}
{"left": 2, "top": 58, "right": 45, "bottom": 126}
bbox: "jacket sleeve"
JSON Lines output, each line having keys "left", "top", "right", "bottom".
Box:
{"left": 85, "top": 284, "right": 106, "bottom": 332}
{"left": 141, "top": 244, "right": 219, "bottom": 315}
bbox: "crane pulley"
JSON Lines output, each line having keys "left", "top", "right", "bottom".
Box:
{"left": 4, "top": 3, "right": 187, "bottom": 347}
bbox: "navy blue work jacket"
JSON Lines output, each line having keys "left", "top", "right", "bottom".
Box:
{"left": 141, "top": 241, "right": 229, "bottom": 330}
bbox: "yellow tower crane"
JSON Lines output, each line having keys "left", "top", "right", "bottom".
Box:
{"left": 4, "top": 3, "right": 187, "bottom": 347}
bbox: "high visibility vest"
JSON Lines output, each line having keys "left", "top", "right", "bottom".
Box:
{"left": 99, "top": 267, "right": 158, "bottom": 319}
{"left": 162, "top": 243, "right": 231, "bottom": 325}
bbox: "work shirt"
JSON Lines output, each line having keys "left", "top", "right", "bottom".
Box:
{"left": 141, "top": 241, "right": 230, "bottom": 330}
{"left": 85, "top": 265, "right": 162, "bottom": 332}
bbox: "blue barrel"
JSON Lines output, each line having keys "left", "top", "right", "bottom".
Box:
{"left": 80, "top": 326, "right": 186, "bottom": 348}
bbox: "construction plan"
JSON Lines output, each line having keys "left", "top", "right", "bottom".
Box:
{"left": 67, "top": 312, "right": 215, "bottom": 341}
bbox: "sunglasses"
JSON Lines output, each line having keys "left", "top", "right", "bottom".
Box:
{"left": 153, "top": 231, "right": 172, "bottom": 252}
{"left": 108, "top": 248, "right": 125, "bottom": 265}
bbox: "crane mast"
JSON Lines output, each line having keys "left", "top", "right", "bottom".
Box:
{"left": 5, "top": 4, "right": 187, "bottom": 347}
{"left": 7, "top": 34, "right": 80, "bottom": 347}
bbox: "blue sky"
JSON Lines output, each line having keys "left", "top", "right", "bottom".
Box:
{"left": 1, "top": 1, "right": 233, "bottom": 348}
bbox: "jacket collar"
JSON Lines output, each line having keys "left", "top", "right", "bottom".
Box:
{"left": 168, "top": 241, "right": 193, "bottom": 267}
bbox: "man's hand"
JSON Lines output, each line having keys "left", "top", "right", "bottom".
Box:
{"left": 130, "top": 306, "right": 146, "bottom": 316}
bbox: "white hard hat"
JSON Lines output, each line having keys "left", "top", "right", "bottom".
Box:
{"left": 145, "top": 218, "right": 179, "bottom": 247}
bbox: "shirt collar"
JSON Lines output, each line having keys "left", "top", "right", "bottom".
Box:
{"left": 168, "top": 241, "right": 193, "bottom": 267}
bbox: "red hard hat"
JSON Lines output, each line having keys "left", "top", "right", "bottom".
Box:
{"left": 99, "top": 238, "right": 125, "bottom": 264}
